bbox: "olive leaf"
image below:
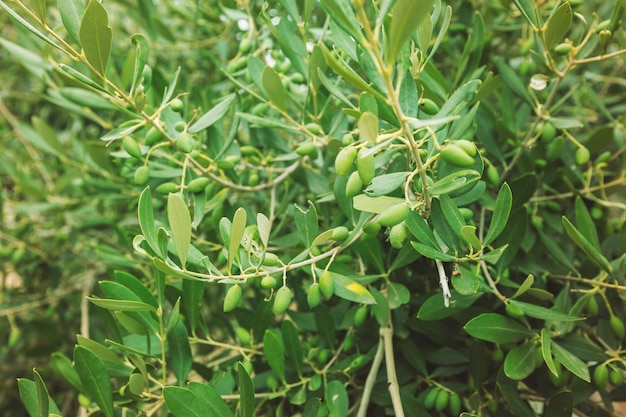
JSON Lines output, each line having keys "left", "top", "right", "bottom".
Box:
{"left": 79, "top": 0, "right": 112, "bottom": 76}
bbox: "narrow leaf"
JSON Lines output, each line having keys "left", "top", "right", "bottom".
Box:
{"left": 511, "top": 0, "right": 539, "bottom": 28}
{"left": 387, "top": 0, "right": 436, "bottom": 64}
{"left": 228, "top": 207, "right": 247, "bottom": 271}
{"left": 551, "top": 341, "right": 590, "bottom": 382}
{"left": 87, "top": 297, "right": 156, "bottom": 312}
{"left": 461, "top": 225, "right": 482, "bottom": 250}
{"left": 511, "top": 274, "right": 534, "bottom": 299}
{"left": 405, "top": 210, "right": 439, "bottom": 249}
{"left": 410, "top": 242, "right": 456, "bottom": 262}
{"left": 294, "top": 201, "right": 318, "bottom": 246}
{"left": 504, "top": 340, "right": 537, "bottom": 380}
{"left": 73, "top": 346, "right": 113, "bottom": 417}
{"left": 168, "top": 193, "right": 191, "bottom": 270}
{"left": 494, "top": 58, "right": 533, "bottom": 106}
{"left": 257, "top": 213, "right": 271, "bottom": 248}
{"left": 167, "top": 321, "right": 192, "bottom": 386}
{"left": 189, "top": 94, "right": 235, "bottom": 133}
{"left": 138, "top": 188, "right": 162, "bottom": 257}
{"left": 33, "top": 369, "right": 49, "bottom": 417}
{"left": 130, "top": 33, "right": 149, "bottom": 94}
{"left": 58, "top": 0, "right": 84, "bottom": 45}
{"left": 163, "top": 386, "right": 207, "bottom": 417}
{"left": 281, "top": 320, "right": 303, "bottom": 377}
{"left": 541, "top": 328, "right": 558, "bottom": 377}
{"left": 79, "top": 0, "right": 112, "bottom": 76}
{"left": 543, "top": 391, "right": 573, "bottom": 417}
{"left": 237, "top": 362, "right": 255, "bottom": 417}
{"left": 562, "top": 216, "right": 612, "bottom": 274}
{"left": 325, "top": 380, "right": 349, "bottom": 417}
{"left": 544, "top": 2, "right": 572, "bottom": 50}
{"left": 263, "top": 330, "right": 285, "bottom": 382}
{"left": 509, "top": 300, "right": 582, "bottom": 322}
{"left": 188, "top": 382, "right": 234, "bottom": 417}
{"left": 484, "top": 183, "right": 512, "bottom": 246}
{"left": 358, "top": 111, "right": 378, "bottom": 143}
{"left": 464, "top": 313, "right": 535, "bottom": 344}
{"left": 574, "top": 197, "right": 600, "bottom": 251}
{"left": 0, "top": 1, "right": 68, "bottom": 53}
{"left": 320, "top": 0, "right": 361, "bottom": 41}
{"left": 262, "top": 66, "right": 286, "bottom": 111}
{"left": 428, "top": 170, "right": 481, "bottom": 196}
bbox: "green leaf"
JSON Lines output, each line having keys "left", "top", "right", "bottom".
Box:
{"left": 494, "top": 58, "right": 533, "bottom": 106}
{"left": 364, "top": 172, "right": 409, "bottom": 197}
{"left": 399, "top": 71, "right": 418, "bottom": 117}
{"left": 405, "top": 210, "right": 439, "bottom": 249}
{"left": 537, "top": 230, "right": 578, "bottom": 273}
{"left": 543, "top": 391, "right": 573, "bottom": 417}
{"left": 439, "top": 194, "right": 466, "bottom": 241}
{"left": 320, "top": 0, "right": 361, "bottom": 42}
{"left": 387, "top": 0, "right": 436, "bottom": 64}
{"left": 50, "top": 353, "right": 83, "bottom": 392}
{"left": 130, "top": 33, "right": 149, "bottom": 94}
{"left": 541, "top": 328, "right": 559, "bottom": 377}
{"left": 188, "top": 382, "right": 234, "bottom": 417}
{"left": 138, "top": 187, "right": 162, "bottom": 257}
{"left": 302, "top": 398, "right": 322, "bottom": 417}
{"left": 57, "top": 0, "right": 85, "bottom": 45}
{"left": 331, "top": 271, "right": 376, "bottom": 304}
{"left": 168, "top": 321, "right": 192, "bottom": 386}
{"left": 509, "top": 300, "right": 582, "bottom": 322}
{"left": 0, "top": 1, "right": 68, "bottom": 53}
{"left": 257, "top": 213, "right": 272, "bottom": 248}
{"left": 281, "top": 320, "right": 303, "bottom": 377}
{"left": 188, "top": 94, "right": 235, "bottom": 133}
{"left": 263, "top": 330, "right": 285, "bottom": 382}
{"left": 544, "top": 2, "right": 572, "bottom": 50}
{"left": 417, "top": 292, "right": 483, "bottom": 320}
{"left": 511, "top": 274, "right": 534, "bottom": 299}
{"left": 18, "top": 378, "right": 39, "bottom": 417}
{"left": 504, "top": 340, "right": 537, "bottom": 380}
{"left": 358, "top": 111, "right": 378, "bottom": 143}
{"left": 551, "top": 341, "right": 590, "bottom": 382}
{"left": 237, "top": 362, "right": 255, "bottom": 417}
{"left": 237, "top": 112, "right": 300, "bottom": 131}
{"left": 262, "top": 65, "right": 287, "bottom": 111}
{"left": 511, "top": 0, "right": 539, "bottom": 28}
{"left": 352, "top": 195, "right": 405, "bottom": 214}
{"left": 87, "top": 297, "right": 156, "bottom": 312}
{"left": 574, "top": 197, "right": 600, "bottom": 251}
{"left": 484, "top": 183, "right": 512, "bottom": 246}
{"left": 33, "top": 369, "right": 49, "bottom": 417}
{"left": 73, "top": 346, "right": 113, "bottom": 417}
{"left": 410, "top": 241, "right": 456, "bottom": 262}
{"left": 168, "top": 193, "right": 191, "bottom": 270}
{"left": 562, "top": 216, "right": 612, "bottom": 274}
{"left": 76, "top": 335, "right": 121, "bottom": 363}
{"left": 464, "top": 313, "right": 535, "bottom": 344}
{"left": 163, "top": 386, "right": 207, "bottom": 417}
{"left": 294, "top": 201, "right": 318, "bottom": 247}
{"left": 387, "top": 282, "right": 410, "bottom": 310}
{"left": 496, "top": 371, "right": 536, "bottom": 417}
{"left": 428, "top": 170, "right": 481, "bottom": 197}
{"left": 325, "top": 380, "right": 349, "bottom": 417}
{"left": 228, "top": 207, "right": 247, "bottom": 271}
{"left": 480, "top": 244, "right": 509, "bottom": 264}
{"left": 79, "top": 0, "right": 112, "bottom": 76}
{"left": 461, "top": 225, "right": 482, "bottom": 250}
{"left": 452, "top": 265, "right": 481, "bottom": 295}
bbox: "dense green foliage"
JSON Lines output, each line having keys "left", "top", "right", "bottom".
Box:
{"left": 1, "top": 0, "right": 626, "bottom": 416}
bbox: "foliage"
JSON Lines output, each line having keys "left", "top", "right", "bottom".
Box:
{"left": 1, "top": 0, "right": 626, "bottom": 416}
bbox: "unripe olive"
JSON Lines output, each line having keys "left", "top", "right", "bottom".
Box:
{"left": 133, "top": 166, "right": 150, "bottom": 185}
{"left": 356, "top": 148, "right": 375, "bottom": 185}
{"left": 505, "top": 303, "right": 525, "bottom": 318}
{"left": 440, "top": 144, "right": 474, "bottom": 167}
{"left": 492, "top": 348, "right": 504, "bottom": 362}
{"left": 308, "top": 373, "right": 322, "bottom": 391}
{"left": 346, "top": 171, "right": 364, "bottom": 198}
{"left": 353, "top": 305, "right": 367, "bottom": 327}
{"left": 377, "top": 203, "right": 409, "bottom": 227}
{"left": 554, "top": 43, "right": 572, "bottom": 55}
{"left": 414, "top": 175, "right": 434, "bottom": 193}
{"left": 342, "top": 133, "right": 355, "bottom": 145}
{"left": 176, "top": 132, "right": 194, "bottom": 153}
{"left": 435, "top": 389, "right": 450, "bottom": 412}
{"left": 389, "top": 222, "right": 408, "bottom": 249}
{"left": 547, "top": 136, "right": 565, "bottom": 160}
{"left": 594, "top": 363, "right": 609, "bottom": 390}
{"left": 174, "top": 121, "right": 186, "bottom": 132}
{"left": 187, "top": 177, "right": 209, "bottom": 193}
{"left": 261, "top": 276, "right": 277, "bottom": 289}
{"left": 610, "top": 369, "right": 624, "bottom": 386}
{"left": 454, "top": 139, "right": 477, "bottom": 156}
{"left": 331, "top": 226, "right": 349, "bottom": 241}
{"left": 217, "top": 155, "right": 240, "bottom": 170}
{"left": 575, "top": 146, "right": 590, "bottom": 165}
{"left": 276, "top": 59, "right": 292, "bottom": 73}
{"left": 266, "top": 375, "right": 278, "bottom": 391}
{"left": 223, "top": 284, "right": 242, "bottom": 312}
{"left": 273, "top": 286, "right": 292, "bottom": 314}
{"left": 78, "top": 393, "right": 92, "bottom": 408}
{"left": 419, "top": 98, "right": 439, "bottom": 115}
{"left": 295, "top": 142, "right": 317, "bottom": 157}
{"left": 250, "top": 102, "right": 269, "bottom": 116}
{"left": 596, "top": 151, "right": 611, "bottom": 164}
{"left": 240, "top": 145, "right": 257, "bottom": 156}
{"left": 541, "top": 122, "right": 557, "bottom": 143}
{"left": 610, "top": 315, "right": 625, "bottom": 340}
{"left": 305, "top": 122, "right": 324, "bottom": 135}
{"left": 123, "top": 136, "right": 143, "bottom": 158}
{"left": 239, "top": 36, "right": 253, "bottom": 54}
{"left": 145, "top": 126, "right": 164, "bottom": 145}
{"left": 155, "top": 182, "right": 179, "bottom": 194}
{"left": 342, "top": 333, "right": 355, "bottom": 351}
{"left": 363, "top": 222, "right": 382, "bottom": 235}
{"left": 319, "top": 271, "right": 335, "bottom": 299}
{"left": 599, "top": 29, "right": 612, "bottom": 55}
{"left": 307, "top": 283, "right": 322, "bottom": 309}
{"left": 459, "top": 207, "right": 473, "bottom": 221}
{"left": 248, "top": 172, "right": 260, "bottom": 187}
{"left": 262, "top": 253, "right": 280, "bottom": 267}
{"left": 423, "top": 388, "right": 438, "bottom": 409}
{"left": 335, "top": 146, "right": 357, "bottom": 176}
{"left": 585, "top": 295, "right": 598, "bottom": 316}
{"left": 235, "top": 327, "right": 252, "bottom": 345}
{"left": 317, "top": 348, "right": 329, "bottom": 365}
{"left": 170, "top": 98, "right": 184, "bottom": 112}
{"left": 448, "top": 393, "right": 461, "bottom": 416}
{"left": 486, "top": 165, "right": 500, "bottom": 186}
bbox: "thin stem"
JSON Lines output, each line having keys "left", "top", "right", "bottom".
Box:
{"left": 356, "top": 335, "right": 385, "bottom": 417}
{"left": 381, "top": 323, "right": 404, "bottom": 417}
